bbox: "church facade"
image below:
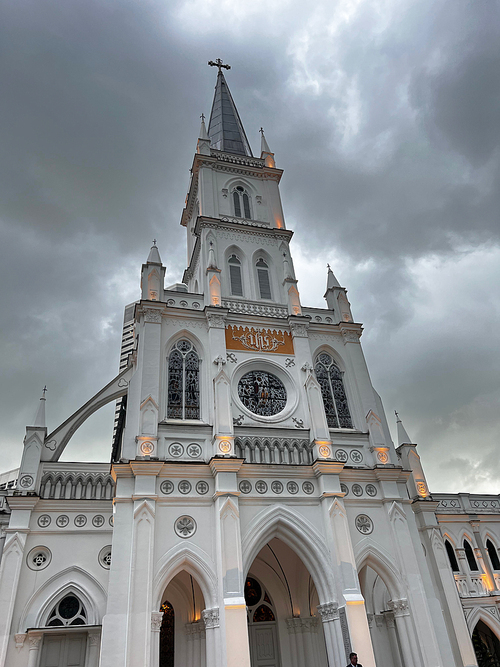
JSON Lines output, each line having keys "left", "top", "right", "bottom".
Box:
{"left": 0, "top": 65, "right": 498, "bottom": 667}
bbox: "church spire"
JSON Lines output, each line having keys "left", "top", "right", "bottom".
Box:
{"left": 395, "top": 411, "right": 413, "bottom": 446}
{"left": 207, "top": 60, "right": 253, "bottom": 156}
{"left": 260, "top": 127, "right": 276, "bottom": 168}
{"left": 31, "top": 386, "right": 47, "bottom": 428}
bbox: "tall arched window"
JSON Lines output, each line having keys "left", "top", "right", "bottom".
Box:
{"left": 232, "top": 186, "right": 251, "bottom": 219}
{"left": 487, "top": 539, "right": 500, "bottom": 570}
{"left": 314, "top": 353, "right": 353, "bottom": 429}
{"left": 445, "top": 540, "right": 460, "bottom": 572}
{"left": 464, "top": 539, "right": 479, "bottom": 571}
{"left": 228, "top": 254, "right": 243, "bottom": 296}
{"left": 167, "top": 340, "right": 200, "bottom": 420}
{"left": 256, "top": 258, "right": 272, "bottom": 300}
{"left": 46, "top": 595, "right": 87, "bottom": 626}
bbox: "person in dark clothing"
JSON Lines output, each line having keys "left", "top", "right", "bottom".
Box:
{"left": 347, "top": 652, "right": 362, "bottom": 667}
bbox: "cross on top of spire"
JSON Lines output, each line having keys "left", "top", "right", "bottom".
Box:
{"left": 208, "top": 58, "right": 231, "bottom": 73}
{"left": 42, "top": 386, "right": 47, "bottom": 397}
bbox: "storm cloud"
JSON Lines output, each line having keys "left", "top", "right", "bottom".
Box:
{"left": 1, "top": 0, "right": 499, "bottom": 493}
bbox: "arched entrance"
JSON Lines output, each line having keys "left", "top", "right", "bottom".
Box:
{"left": 473, "top": 620, "right": 500, "bottom": 667}
{"left": 159, "top": 570, "right": 206, "bottom": 667}
{"left": 246, "top": 537, "right": 328, "bottom": 667}
{"left": 359, "top": 564, "right": 404, "bottom": 667}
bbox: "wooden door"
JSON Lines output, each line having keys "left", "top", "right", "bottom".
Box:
{"left": 40, "top": 634, "right": 87, "bottom": 667}
{"left": 249, "top": 623, "right": 280, "bottom": 667}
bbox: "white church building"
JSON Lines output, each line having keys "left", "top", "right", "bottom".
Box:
{"left": 1, "top": 62, "right": 500, "bottom": 667}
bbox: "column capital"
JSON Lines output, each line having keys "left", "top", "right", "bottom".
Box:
{"left": 151, "top": 611, "right": 164, "bottom": 632}
{"left": 387, "top": 598, "right": 410, "bottom": 617}
{"left": 202, "top": 607, "right": 220, "bottom": 629}
{"left": 88, "top": 630, "right": 101, "bottom": 647}
{"left": 27, "top": 632, "right": 43, "bottom": 649}
{"left": 317, "top": 601, "right": 339, "bottom": 622}
{"left": 14, "top": 634, "right": 26, "bottom": 651}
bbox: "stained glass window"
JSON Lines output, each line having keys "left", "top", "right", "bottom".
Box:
{"left": 314, "top": 353, "right": 353, "bottom": 429}
{"left": 167, "top": 340, "right": 200, "bottom": 420}
{"left": 46, "top": 595, "right": 87, "bottom": 626}
{"left": 160, "top": 601, "right": 175, "bottom": 667}
{"left": 238, "top": 371, "right": 286, "bottom": 416}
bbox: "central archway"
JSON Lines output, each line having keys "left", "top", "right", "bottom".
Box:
{"left": 246, "top": 537, "right": 329, "bottom": 667}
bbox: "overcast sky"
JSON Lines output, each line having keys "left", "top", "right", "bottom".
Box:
{"left": 1, "top": 0, "right": 499, "bottom": 494}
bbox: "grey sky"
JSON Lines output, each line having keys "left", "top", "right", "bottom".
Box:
{"left": 1, "top": 0, "right": 499, "bottom": 493}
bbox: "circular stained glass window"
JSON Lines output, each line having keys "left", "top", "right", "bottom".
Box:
{"left": 238, "top": 371, "right": 286, "bottom": 416}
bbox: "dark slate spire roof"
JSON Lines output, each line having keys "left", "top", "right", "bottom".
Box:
{"left": 207, "top": 71, "right": 253, "bottom": 157}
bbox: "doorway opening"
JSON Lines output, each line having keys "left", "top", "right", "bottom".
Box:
{"left": 473, "top": 620, "right": 500, "bottom": 667}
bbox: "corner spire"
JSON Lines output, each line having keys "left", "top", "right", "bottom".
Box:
{"left": 260, "top": 127, "right": 276, "bottom": 168}
{"left": 147, "top": 239, "right": 162, "bottom": 264}
{"left": 207, "top": 60, "right": 253, "bottom": 156}
{"left": 395, "top": 411, "right": 413, "bottom": 446}
{"left": 31, "top": 386, "right": 47, "bottom": 428}
{"left": 326, "top": 264, "right": 341, "bottom": 289}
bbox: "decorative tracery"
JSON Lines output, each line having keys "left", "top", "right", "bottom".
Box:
{"left": 238, "top": 371, "right": 286, "bottom": 416}
{"left": 167, "top": 340, "right": 200, "bottom": 420}
{"left": 314, "top": 353, "right": 353, "bottom": 428}
{"left": 46, "top": 595, "right": 87, "bottom": 626}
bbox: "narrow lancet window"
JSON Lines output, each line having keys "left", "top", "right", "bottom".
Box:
{"left": 487, "top": 540, "right": 500, "bottom": 570}
{"left": 228, "top": 254, "right": 243, "bottom": 296}
{"left": 314, "top": 353, "right": 353, "bottom": 429}
{"left": 256, "top": 258, "right": 272, "bottom": 299}
{"left": 445, "top": 540, "right": 460, "bottom": 572}
{"left": 167, "top": 340, "right": 200, "bottom": 420}
{"left": 464, "top": 540, "right": 479, "bottom": 571}
{"left": 232, "top": 186, "right": 251, "bottom": 219}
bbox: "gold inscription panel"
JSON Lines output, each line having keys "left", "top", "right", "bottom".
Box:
{"left": 226, "top": 325, "right": 294, "bottom": 355}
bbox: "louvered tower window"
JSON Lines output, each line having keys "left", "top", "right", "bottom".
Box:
{"left": 167, "top": 340, "right": 200, "bottom": 420}
{"left": 228, "top": 255, "right": 243, "bottom": 296}
{"left": 256, "top": 258, "right": 272, "bottom": 299}
{"left": 314, "top": 353, "right": 353, "bottom": 429}
{"left": 233, "top": 186, "right": 251, "bottom": 219}
{"left": 463, "top": 540, "right": 479, "bottom": 571}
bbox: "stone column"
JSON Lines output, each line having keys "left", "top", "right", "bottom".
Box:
{"left": 202, "top": 607, "right": 220, "bottom": 667}
{"left": 456, "top": 549, "right": 476, "bottom": 595}
{"left": 150, "top": 612, "right": 163, "bottom": 667}
{"left": 471, "top": 522, "right": 498, "bottom": 593}
{"left": 26, "top": 633, "right": 43, "bottom": 667}
{"left": 388, "top": 599, "right": 419, "bottom": 667}
{"left": 0, "top": 496, "right": 37, "bottom": 667}
{"left": 384, "top": 613, "right": 403, "bottom": 667}
{"left": 86, "top": 630, "right": 101, "bottom": 667}
{"left": 317, "top": 602, "right": 344, "bottom": 667}
{"left": 210, "top": 459, "right": 250, "bottom": 667}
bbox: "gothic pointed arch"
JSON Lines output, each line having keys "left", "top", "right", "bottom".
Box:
{"left": 355, "top": 540, "right": 406, "bottom": 600}
{"left": 241, "top": 504, "right": 334, "bottom": 604}
{"left": 153, "top": 543, "right": 218, "bottom": 611}
{"left": 18, "top": 566, "right": 107, "bottom": 632}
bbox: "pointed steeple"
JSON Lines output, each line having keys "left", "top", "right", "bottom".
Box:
{"left": 260, "top": 128, "right": 276, "bottom": 168}
{"left": 326, "top": 264, "right": 341, "bottom": 289}
{"left": 147, "top": 239, "right": 162, "bottom": 265}
{"left": 197, "top": 113, "right": 211, "bottom": 156}
{"left": 199, "top": 113, "right": 209, "bottom": 140}
{"left": 31, "top": 386, "right": 47, "bottom": 428}
{"left": 207, "top": 62, "right": 253, "bottom": 156}
{"left": 395, "top": 411, "right": 413, "bottom": 446}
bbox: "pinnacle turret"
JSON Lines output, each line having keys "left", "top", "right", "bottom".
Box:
{"left": 326, "top": 264, "right": 341, "bottom": 289}
{"left": 395, "top": 411, "right": 413, "bottom": 446}
{"left": 31, "top": 386, "right": 47, "bottom": 428}
{"left": 260, "top": 128, "right": 276, "bottom": 168}
{"left": 147, "top": 240, "right": 162, "bottom": 265}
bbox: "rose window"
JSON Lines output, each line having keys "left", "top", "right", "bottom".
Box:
{"left": 238, "top": 371, "right": 286, "bottom": 416}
